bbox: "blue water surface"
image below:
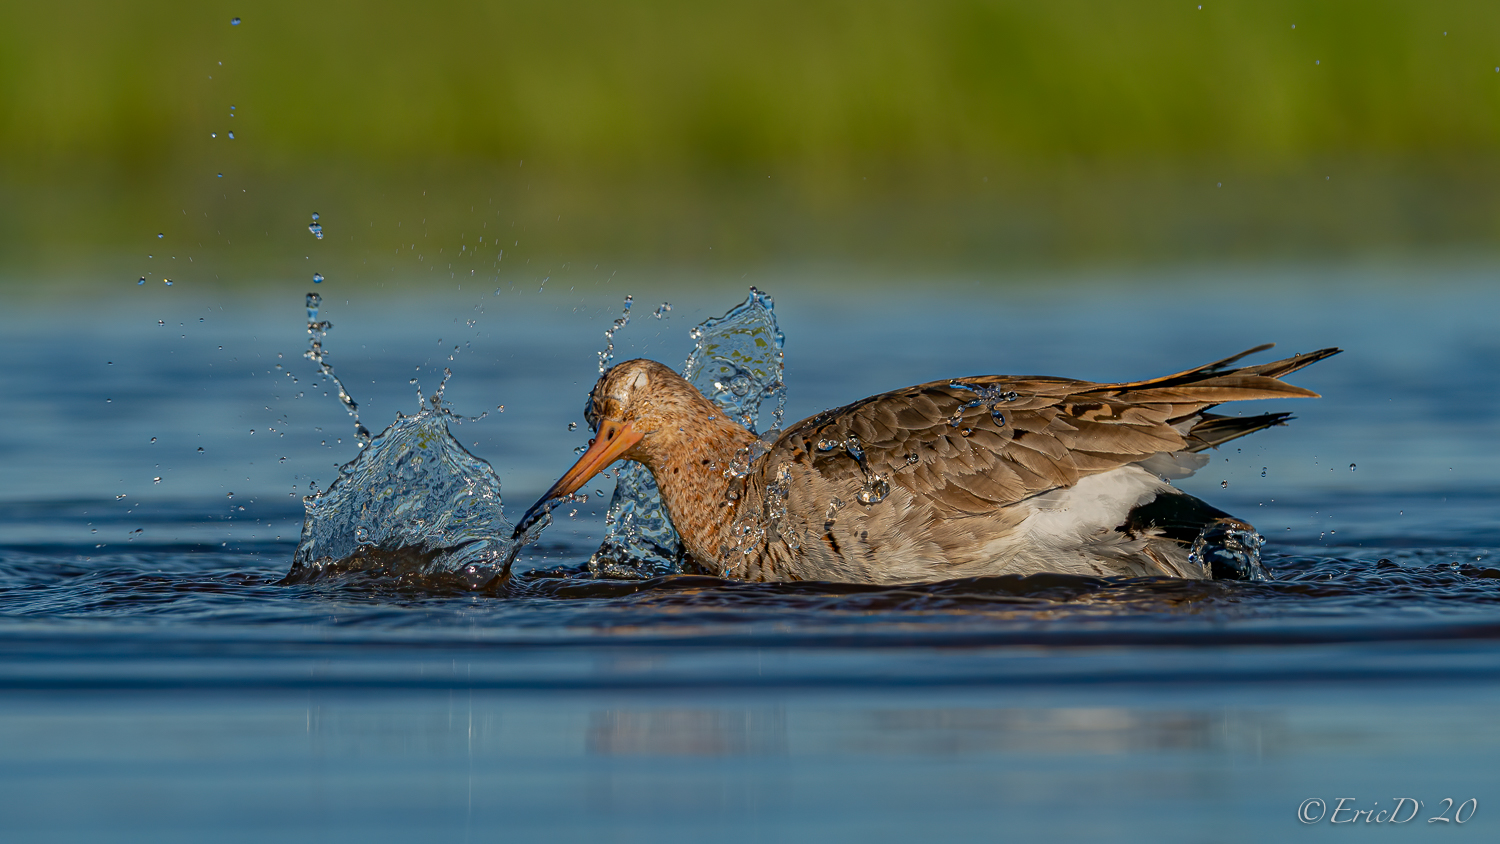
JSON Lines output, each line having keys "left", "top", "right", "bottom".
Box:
{"left": 1, "top": 265, "right": 1498, "bottom": 842}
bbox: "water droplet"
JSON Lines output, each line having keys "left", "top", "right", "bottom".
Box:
{"left": 313, "top": 273, "right": 324, "bottom": 284}
{"left": 960, "top": 427, "right": 974, "bottom": 437}
{"left": 137, "top": 277, "right": 146, "bottom": 285}
{"left": 824, "top": 497, "right": 845, "bottom": 520}
{"left": 211, "top": 133, "right": 217, "bottom": 138}
{"left": 227, "top": 492, "right": 234, "bottom": 498}
{"left": 856, "top": 477, "right": 891, "bottom": 505}
{"left": 1188, "top": 519, "right": 1269, "bottom": 580}
{"left": 843, "top": 436, "right": 864, "bottom": 462}
{"left": 230, "top": 17, "right": 241, "bottom": 25}
{"left": 596, "top": 296, "right": 633, "bottom": 373}
{"left": 228, "top": 131, "right": 235, "bottom": 139}
{"left": 1260, "top": 467, "right": 1267, "bottom": 477}
{"left": 216, "top": 173, "right": 223, "bottom": 178}
{"left": 152, "top": 477, "right": 161, "bottom": 484}
{"left": 1349, "top": 463, "right": 1356, "bottom": 471}
{"left": 163, "top": 279, "right": 172, "bottom": 286}
{"left": 906, "top": 453, "right": 919, "bottom": 465}
{"left": 115, "top": 494, "right": 127, "bottom": 500}
{"left": 716, "top": 373, "right": 753, "bottom": 398}
{"left": 816, "top": 438, "right": 839, "bottom": 452}
{"left": 157, "top": 233, "right": 164, "bottom": 239}
{"left": 150, "top": 437, "right": 157, "bottom": 443}
{"left": 567, "top": 422, "right": 577, "bottom": 431}
{"left": 197, "top": 447, "right": 205, "bottom": 453}
{"left": 157, "top": 320, "right": 165, "bottom": 326}
{"left": 653, "top": 302, "right": 672, "bottom": 319}
{"left": 1221, "top": 480, "right": 1229, "bottom": 488}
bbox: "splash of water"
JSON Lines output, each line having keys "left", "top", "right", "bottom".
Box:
{"left": 287, "top": 289, "right": 782, "bottom": 585}
{"left": 1188, "top": 519, "right": 1270, "bottom": 581}
{"left": 598, "top": 295, "right": 633, "bottom": 374}
{"left": 285, "top": 403, "right": 515, "bottom": 588}
{"left": 288, "top": 293, "right": 514, "bottom": 587}
{"left": 682, "top": 287, "right": 787, "bottom": 435}
{"left": 303, "top": 293, "right": 371, "bottom": 446}
{"left": 589, "top": 288, "right": 786, "bottom": 579}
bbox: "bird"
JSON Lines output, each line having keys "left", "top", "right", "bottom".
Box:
{"left": 514, "top": 344, "right": 1339, "bottom": 584}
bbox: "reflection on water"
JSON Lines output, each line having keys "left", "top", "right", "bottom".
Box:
{"left": 1, "top": 686, "right": 1496, "bottom": 841}
{"left": 583, "top": 706, "right": 1268, "bottom": 758}
{"left": 588, "top": 709, "right": 788, "bottom": 756}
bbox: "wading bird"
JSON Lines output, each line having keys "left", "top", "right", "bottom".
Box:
{"left": 516, "top": 345, "right": 1338, "bottom": 584}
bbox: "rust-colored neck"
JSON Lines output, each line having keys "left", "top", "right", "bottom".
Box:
{"left": 627, "top": 401, "right": 758, "bottom": 574}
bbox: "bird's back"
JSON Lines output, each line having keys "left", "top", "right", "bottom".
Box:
{"left": 722, "top": 346, "right": 1338, "bottom": 584}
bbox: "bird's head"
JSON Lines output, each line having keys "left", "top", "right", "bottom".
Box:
{"left": 513, "top": 359, "right": 716, "bottom": 538}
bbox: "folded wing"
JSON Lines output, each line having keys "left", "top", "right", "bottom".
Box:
{"left": 769, "top": 346, "right": 1340, "bottom": 516}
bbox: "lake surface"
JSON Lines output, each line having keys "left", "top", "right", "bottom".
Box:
{"left": 2, "top": 266, "right": 1498, "bottom": 841}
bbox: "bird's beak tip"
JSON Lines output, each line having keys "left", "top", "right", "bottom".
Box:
{"left": 511, "top": 418, "right": 643, "bottom": 545}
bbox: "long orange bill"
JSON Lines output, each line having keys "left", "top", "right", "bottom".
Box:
{"left": 513, "top": 419, "right": 643, "bottom": 538}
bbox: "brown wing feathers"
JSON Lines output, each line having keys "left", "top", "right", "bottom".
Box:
{"left": 1183, "top": 412, "right": 1295, "bottom": 452}
{"left": 1105, "top": 345, "right": 1338, "bottom": 391}
{"left": 777, "top": 346, "right": 1339, "bottom": 512}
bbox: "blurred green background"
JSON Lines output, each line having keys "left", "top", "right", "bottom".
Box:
{"left": 2, "top": 0, "right": 1498, "bottom": 290}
